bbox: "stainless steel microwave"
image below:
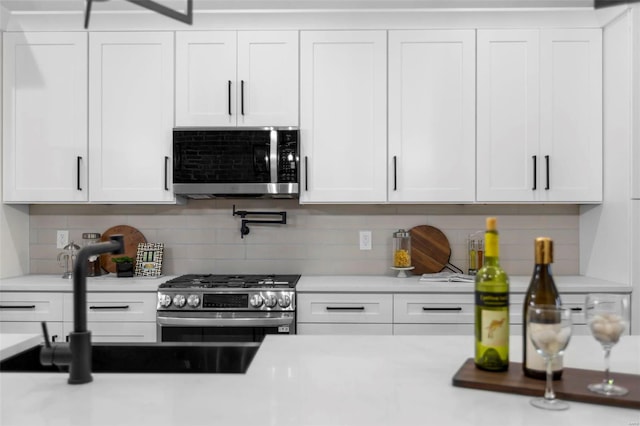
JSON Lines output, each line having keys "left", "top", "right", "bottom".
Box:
{"left": 172, "top": 128, "right": 299, "bottom": 199}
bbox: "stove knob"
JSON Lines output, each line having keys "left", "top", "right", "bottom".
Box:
{"left": 278, "top": 295, "right": 291, "bottom": 308}
{"left": 264, "top": 295, "right": 278, "bottom": 308}
{"left": 158, "top": 293, "right": 172, "bottom": 308}
{"left": 173, "top": 294, "right": 186, "bottom": 308}
{"left": 250, "top": 294, "right": 264, "bottom": 308}
{"left": 187, "top": 294, "right": 200, "bottom": 308}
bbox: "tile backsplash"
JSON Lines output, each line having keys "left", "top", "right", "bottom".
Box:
{"left": 29, "top": 200, "right": 580, "bottom": 277}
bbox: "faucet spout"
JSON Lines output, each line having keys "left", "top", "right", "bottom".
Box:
{"left": 41, "top": 235, "right": 124, "bottom": 384}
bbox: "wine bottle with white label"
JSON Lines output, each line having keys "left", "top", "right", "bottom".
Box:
{"left": 523, "top": 237, "right": 563, "bottom": 380}
{"left": 474, "top": 217, "right": 510, "bottom": 372}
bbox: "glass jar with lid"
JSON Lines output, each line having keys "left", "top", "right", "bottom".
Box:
{"left": 392, "top": 229, "right": 412, "bottom": 268}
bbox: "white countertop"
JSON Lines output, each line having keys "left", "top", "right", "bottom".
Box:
{"left": 0, "top": 274, "right": 176, "bottom": 292}
{"left": 1, "top": 334, "right": 638, "bottom": 426}
{"left": 297, "top": 274, "right": 632, "bottom": 293}
{"left": 1, "top": 274, "right": 631, "bottom": 295}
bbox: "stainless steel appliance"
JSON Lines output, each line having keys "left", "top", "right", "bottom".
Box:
{"left": 157, "top": 274, "right": 299, "bottom": 342}
{"left": 172, "top": 128, "right": 299, "bottom": 199}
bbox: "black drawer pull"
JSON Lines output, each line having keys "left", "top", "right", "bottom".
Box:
{"left": 0, "top": 305, "right": 36, "bottom": 309}
{"left": 326, "top": 306, "right": 365, "bottom": 311}
{"left": 89, "top": 305, "right": 130, "bottom": 310}
{"left": 570, "top": 307, "right": 583, "bottom": 312}
{"left": 422, "top": 307, "right": 463, "bottom": 312}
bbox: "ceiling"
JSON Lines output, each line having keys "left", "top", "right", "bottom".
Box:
{"left": 0, "top": 0, "right": 600, "bottom": 14}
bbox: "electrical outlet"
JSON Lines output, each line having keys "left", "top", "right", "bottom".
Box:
{"left": 56, "top": 230, "right": 69, "bottom": 249}
{"left": 359, "top": 231, "right": 372, "bottom": 250}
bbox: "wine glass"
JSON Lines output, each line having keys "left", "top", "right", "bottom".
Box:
{"left": 585, "top": 293, "right": 629, "bottom": 396}
{"left": 527, "top": 305, "right": 573, "bottom": 410}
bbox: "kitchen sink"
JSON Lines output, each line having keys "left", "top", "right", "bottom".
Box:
{"left": 0, "top": 342, "right": 260, "bottom": 374}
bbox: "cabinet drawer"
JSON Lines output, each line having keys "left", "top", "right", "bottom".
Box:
{"left": 0, "top": 292, "right": 64, "bottom": 322}
{"left": 394, "top": 294, "right": 473, "bottom": 324}
{"left": 63, "top": 293, "right": 156, "bottom": 322}
{"left": 297, "top": 293, "right": 393, "bottom": 323}
{"left": 298, "top": 323, "right": 392, "bottom": 335}
{"left": 63, "top": 322, "right": 156, "bottom": 343}
{"left": 510, "top": 294, "right": 595, "bottom": 325}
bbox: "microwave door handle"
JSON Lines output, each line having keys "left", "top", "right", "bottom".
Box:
{"left": 270, "top": 130, "right": 278, "bottom": 183}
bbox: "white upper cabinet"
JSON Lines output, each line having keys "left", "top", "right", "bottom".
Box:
{"left": 300, "top": 31, "right": 387, "bottom": 203}
{"left": 388, "top": 30, "right": 476, "bottom": 203}
{"left": 477, "top": 29, "right": 602, "bottom": 203}
{"left": 175, "top": 31, "right": 298, "bottom": 127}
{"left": 476, "top": 30, "right": 540, "bottom": 202}
{"left": 3, "top": 32, "right": 88, "bottom": 203}
{"left": 539, "top": 29, "right": 602, "bottom": 202}
{"left": 89, "top": 32, "right": 175, "bottom": 203}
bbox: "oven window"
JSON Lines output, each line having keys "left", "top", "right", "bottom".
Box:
{"left": 161, "top": 326, "right": 286, "bottom": 343}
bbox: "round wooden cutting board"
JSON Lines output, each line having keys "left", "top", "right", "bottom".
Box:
{"left": 100, "top": 225, "right": 147, "bottom": 274}
{"left": 409, "top": 225, "right": 452, "bottom": 274}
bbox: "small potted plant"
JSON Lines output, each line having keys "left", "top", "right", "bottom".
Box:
{"left": 112, "top": 256, "right": 134, "bottom": 277}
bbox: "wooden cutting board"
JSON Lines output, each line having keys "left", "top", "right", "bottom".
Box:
{"left": 100, "top": 225, "right": 147, "bottom": 274}
{"left": 409, "top": 225, "right": 451, "bottom": 274}
{"left": 453, "top": 358, "right": 640, "bottom": 409}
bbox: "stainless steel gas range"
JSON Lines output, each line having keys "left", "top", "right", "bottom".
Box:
{"left": 156, "top": 274, "right": 299, "bottom": 342}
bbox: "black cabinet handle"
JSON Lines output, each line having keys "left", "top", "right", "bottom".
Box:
{"left": 532, "top": 155, "right": 537, "bottom": 191}
{"left": 545, "top": 155, "right": 550, "bottom": 190}
{"left": 240, "top": 80, "right": 245, "bottom": 116}
{"left": 77, "top": 156, "right": 83, "bottom": 191}
{"left": 164, "top": 156, "right": 170, "bottom": 191}
{"left": 393, "top": 156, "right": 398, "bottom": 191}
{"left": 0, "top": 305, "right": 36, "bottom": 309}
{"left": 570, "top": 307, "right": 583, "bottom": 312}
{"left": 326, "top": 306, "right": 365, "bottom": 311}
{"left": 422, "top": 307, "right": 463, "bottom": 312}
{"left": 304, "top": 156, "right": 309, "bottom": 191}
{"left": 89, "top": 305, "right": 130, "bottom": 310}
{"left": 227, "top": 80, "right": 232, "bottom": 116}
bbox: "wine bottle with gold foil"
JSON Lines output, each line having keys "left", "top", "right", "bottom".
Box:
{"left": 474, "top": 217, "right": 510, "bottom": 372}
{"left": 523, "top": 237, "right": 563, "bottom": 379}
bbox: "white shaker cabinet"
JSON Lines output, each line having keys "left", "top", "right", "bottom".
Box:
{"left": 2, "top": 32, "right": 88, "bottom": 203}
{"left": 388, "top": 30, "right": 476, "bottom": 203}
{"left": 62, "top": 292, "right": 157, "bottom": 343}
{"left": 89, "top": 32, "right": 175, "bottom": 203}
{"left": 300, "top": 31, "right": 387, "bottom": 203}
{"left": 175, "top": 31, "right": 298, "bottom": 127}
{"left": 477, "top": 29, "right": 602, "bottom": 203}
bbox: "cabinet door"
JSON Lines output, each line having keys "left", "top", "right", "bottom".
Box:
{"left": 476, "top": 30, "right": 540, "bottom": 202}
{"left": 2, "top": 32, "right": 88, "bottom": 203}
{"left": 237, "top": 31, "right": 298, "bottom": 127}
{"left": 89, "top": 32, "right": 175, "bottom": 203}
{"left": 540, "top": 29, "right": 602, "bottom": 202}
{"left": 175, "top": 31, "right": 236, "bottom": 127}
{"left": 300, "top": 31, "right": 387, "bottom": 203}
{"left": 388, "top": 30, "right": 475, "bottom": 202}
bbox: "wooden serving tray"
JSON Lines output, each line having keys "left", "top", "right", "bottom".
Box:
{"left": 452, "top": 358, "right": 640, "bottom": 409}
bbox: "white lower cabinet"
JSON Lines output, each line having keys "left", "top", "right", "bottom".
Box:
{"left": 299, "top": 291, "right": 613, "bottom": 336}
{"left": 0, "top": 292, "right": 64, "bottom": 341}
{"left": 297, "top": 293, "right": 393, "bottom": 335}
{"left": 63, "top": 292, "right": 157, "bottom": 342}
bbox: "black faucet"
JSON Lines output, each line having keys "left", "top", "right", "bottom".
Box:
{"left": 40, "top": 235, "right": 124, "bottom": 384}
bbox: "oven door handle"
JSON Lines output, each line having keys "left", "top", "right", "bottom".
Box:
{"left": 157, "top": 315, "right": 294, "bottom": 328}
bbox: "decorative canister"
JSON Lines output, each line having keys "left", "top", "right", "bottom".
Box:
{"left": 392, "top": 229, "right": 412, "bottom": 268}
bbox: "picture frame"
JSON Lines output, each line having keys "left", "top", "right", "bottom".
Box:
{"left": 134, "top": 243, "right": 164, "bottom": 277}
